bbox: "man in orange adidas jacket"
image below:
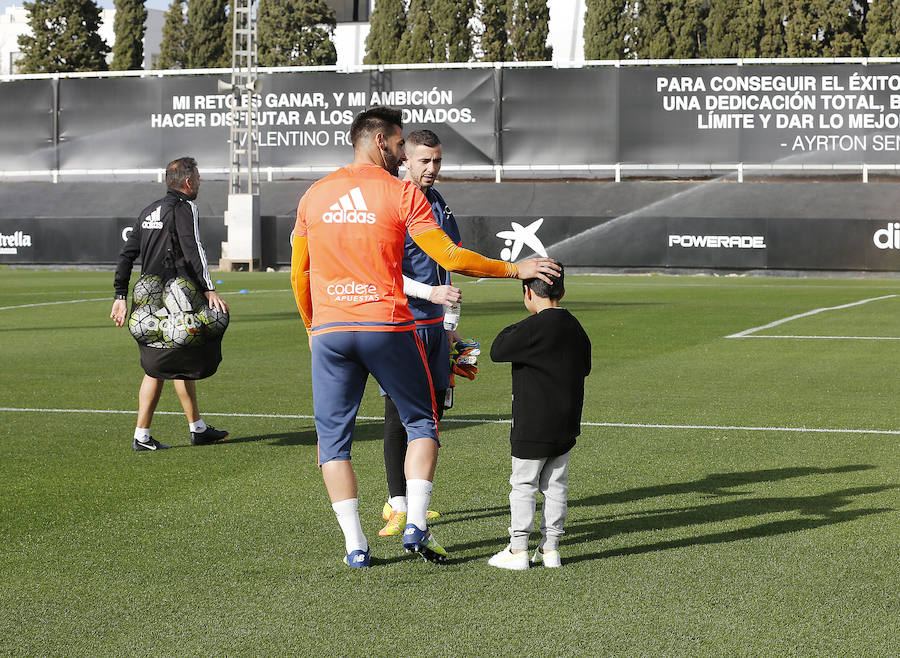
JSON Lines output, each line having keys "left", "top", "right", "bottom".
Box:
{"left": 291, "top": 106, "right": 559, "bottom": 567}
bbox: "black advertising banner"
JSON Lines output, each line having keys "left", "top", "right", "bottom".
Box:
{"left": 501, "top": 68, "right": 618, "bottom": 165}
{"left": 251, "top": 68, "right": 496, "bottom": 167}
{"left": 59, "top": 76, "right": 228, "bottom": 169}
{"left": 625, "top": 64, "right": 900, "bottom": 165}
{"left": 457, "top": 216, "right": 606, "bottom": 264}
{"left": 0, "top": 217, "right": 223, "bottom": 264}
{"left": 56, "top": 69, "right": 495, "bottom": 171}
{"left": 9, "top": 64, "right": 900, "bottom": 172}
{"left": 453, "top": 216, "right": 900, "bottom": 272}
{"left": 664, "top": 217, "right": 768, "bottom": 269}
{"left": 0, "top": 79, "right": 54, "bottom": 170}
{"left": 4, "top": 213, "right": 900, "bottom": 271}
{"left": 619, "top": 66, "right": 742, "bottom": 163}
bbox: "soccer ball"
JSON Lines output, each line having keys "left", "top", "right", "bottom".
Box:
{"left": 162, "top": 311, "right": 202, "bottom": 347}
{"left": 163, "top": 277, "right": 201, "bottom": 315}
{"left": 196, "top": 305, "right": 230, "bottom": 339}
{"left": 132, "top": 275, "right": 163, "bottom": 309}
{"left": 128, "top": 305, "right": 163, "bottom": 345}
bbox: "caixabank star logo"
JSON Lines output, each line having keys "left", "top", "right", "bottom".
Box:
{"left": 496, "top": 218, "right": 548, "bottom": 261}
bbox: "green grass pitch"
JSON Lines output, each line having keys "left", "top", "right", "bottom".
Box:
{"left": 1, "top": 269, "right": 897, "bottom": 656}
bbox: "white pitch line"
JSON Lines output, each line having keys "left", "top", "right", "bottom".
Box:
{"left": 726, "top": 294, "right": 898, "bottom": 338}
{"left": 0, "top": 289, "right": 291, "bottom": 311}
{"left": 0, "top": 297, "right": 109, "bottom": 311}
{"left": 1, "top": 406, "right": 899, "bottom": 435}
{"left": 734, "top": 335, "right": 900, "bottom": 341}
{"left": 585, "top": 421, "right": 900, "bottom": 435}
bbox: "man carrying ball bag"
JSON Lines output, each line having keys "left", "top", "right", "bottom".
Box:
{"left": 110, "top": 156, "right": 230, "bottom": 451}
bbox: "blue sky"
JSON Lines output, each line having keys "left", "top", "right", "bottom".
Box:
{"left": 1, "top": 1, "right": 173, "bottom": 11}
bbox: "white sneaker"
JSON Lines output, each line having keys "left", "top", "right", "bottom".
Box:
{"left": 488, "top": 545, "right": 529, "bottom": 570}
{"left": 531, "top": 547, "right": 562, "bottom": 568}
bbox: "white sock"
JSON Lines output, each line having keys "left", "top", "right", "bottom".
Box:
{"left": 388, "top": 496, "right": 407, "bottom": 514}
{"left": 406, "top": 479, "right": 433, "bottom": 530}
{"left": 189, "top": 419, "right": 207, "bottom": 433}
{"left": 134, "top": 427, "right": 151, "bottom": 442}
{"left": 332, "top": 498, "right": 367, "bottom": 554}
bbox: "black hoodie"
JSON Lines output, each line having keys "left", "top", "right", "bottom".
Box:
{"left": 490, "top": 307, "right": 592, "bottom": 459}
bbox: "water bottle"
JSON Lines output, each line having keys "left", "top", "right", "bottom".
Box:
{"left": 443, "top": 301, "right": 460, "bottom": 330}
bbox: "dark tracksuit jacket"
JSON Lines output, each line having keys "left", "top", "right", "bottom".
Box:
{"left": 490, "top": 307, "right": 592, "bottom": 459}
{"left": 114, "top": 188, "right": 215, "bottom": 298}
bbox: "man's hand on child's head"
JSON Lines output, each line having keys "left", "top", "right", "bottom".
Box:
{"left": 515, "top": 257, "right": 561, "bottom": 285}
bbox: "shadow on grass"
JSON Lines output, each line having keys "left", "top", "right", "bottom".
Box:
{"left": 570, "top": 465, "right": 877, "bottom": 506}
{"left": 563, "top": 484, "right": 896, "bottom": 565}
{"left": 441, "top": 465, "right": 896, "bottom": 565}
{"left": 219, "top": 420, "right": 386, "bottom": 447}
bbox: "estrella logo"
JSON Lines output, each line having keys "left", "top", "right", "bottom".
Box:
{"left": 496, "top": 218, "right": 548, "bottom": 262}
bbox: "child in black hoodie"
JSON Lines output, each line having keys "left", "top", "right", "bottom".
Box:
{"left": 488, "top": 262, "right": 592, "bottom": 570}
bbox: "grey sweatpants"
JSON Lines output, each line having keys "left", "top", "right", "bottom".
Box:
{"left": 508, "top": 450, "right": 570, "bottom": 552}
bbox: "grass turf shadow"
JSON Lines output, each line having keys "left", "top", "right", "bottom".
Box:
{"left": 562, "top": 484, "right": 895, "bottom": 564}
{"left": 441, "top": 465, "right": 895, "bottom": 565}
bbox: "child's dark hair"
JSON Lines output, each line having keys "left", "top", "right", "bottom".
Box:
{"left": 523, "top": 260, "right": 564, "bottom": 299}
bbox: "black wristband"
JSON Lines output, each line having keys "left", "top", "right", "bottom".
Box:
{"left": 115, "top": 294, "right": 126, "bottom": 300}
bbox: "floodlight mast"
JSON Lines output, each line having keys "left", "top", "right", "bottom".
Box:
{"left": 227, "top": 0, "right": 259, "bottom": 196}
{"left": 219, "top": 0, "right": 261, "bottom": 271}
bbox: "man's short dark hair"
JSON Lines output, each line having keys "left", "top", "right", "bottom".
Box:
{"left": 524, "top": 260, "right": 564, "bottom": 300}
{"left": 166, "top": 157, "right": 197, "bottom": 189}
{"left": 406, "top": 129, "right": 441, "bottom": 149}
{"left": 349, "top": 106, "right": 403, "bottom": 147}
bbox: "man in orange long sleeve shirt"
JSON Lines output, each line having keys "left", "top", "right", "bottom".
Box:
{"left": 292, "top": 106, "right": 559, "bottom": 567}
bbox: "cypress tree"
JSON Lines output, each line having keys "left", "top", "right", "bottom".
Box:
{"left": 156, "top": 0, "right": 186, "bottom": 69}
{"left": 757, "top": 0, "right": 787, "bottom": 57}
{"left": 864, "top": 0, "right": 900, "bottom": 57}
{"left": 112, "top": 0, "right": 147, "bottom": 70}
{"left": 480, "top": 0, "right": 509, "bottom": 62}
{"left": 364, "top": 0, "right": 406, "bottom": 64}
{"left": 632, "top": 0, "right": 674, "bottom": 59}
{"left": 186, "top": 0, "right": 230, "bottom": 68}
{"left": 783, "top": 0, "right": 864, "bottom": 57}
{"left": 17, "top": 0, "right": 110, "bottom": 73}
{"left": 258, "top": 0, "right": 337, "bottom": 67}
{"left": 507, "top": 0, "right": 552, "bottom": 61}
{"left": 398, "top": 0, "right": 434, "bottom": 63}
{"left": 731, "top": 0, "right": 766, "bottom": 57}
{"left": 583, "top": 0, "right": 627, "bottom": 60}
{"left": 668, "top": 0, "right": 706, "bottom": 58}
{"left": 826, "top": 0, "right": 866, "bottom": 57}
{"left": 431, "top": 0, "right": 475, "bottom": 62}
{"left": 783, "top": 1, "right": 821, "bottom": 57}
{"left": 705, "top": 0, "right": 742, "bottom": 58}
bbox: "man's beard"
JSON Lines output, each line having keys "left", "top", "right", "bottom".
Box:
{"left": 381, "top": 150, "right": 400, "bottom": 177}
